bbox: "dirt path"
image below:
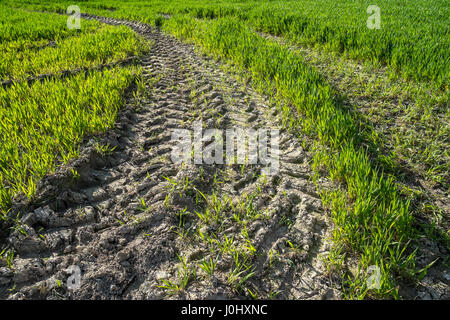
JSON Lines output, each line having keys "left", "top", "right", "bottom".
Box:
{"left": 0, "top": 15, "right": 340, "bottom": 300}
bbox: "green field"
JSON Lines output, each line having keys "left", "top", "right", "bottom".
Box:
{"left": 0, "top": 0, "right": 448, "bottom": 300}
{"left": 0, "top": 6, "right": 148, "bottom": 210}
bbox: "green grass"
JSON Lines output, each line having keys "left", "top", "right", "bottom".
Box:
{"left": 158, "top": 254, "right": 196, "bottom": 296}
{"left": 1, "top": 25, "right": 149, "bottom": 80}
{"left": 11, "top": 0, "right": 448, "bottom": 89}
{"left": 0, "top": 6, "right": 149, "bottom": 219}
{"left": 183, "top": 0, "right": 449, "bottom": 89}
{"left": 0, "top": 5, "right": 100, "bottom": 42}
{"left": 2, "top": 0, "right": 448, "bottom": 299}
{"left": 261, "top": 32, "right": 449, "bottom": 190}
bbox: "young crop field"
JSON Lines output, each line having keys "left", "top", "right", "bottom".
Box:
{"left": 0, "top": 0, "right": 448, "bottom": 302}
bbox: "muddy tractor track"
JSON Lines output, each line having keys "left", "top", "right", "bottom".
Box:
{"left": 0, "top": 15, "right": 349, "bottom": 300}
